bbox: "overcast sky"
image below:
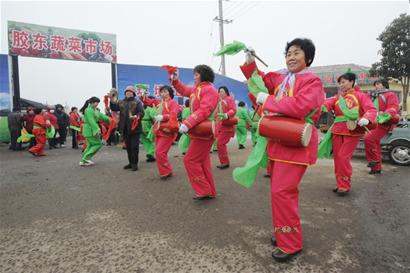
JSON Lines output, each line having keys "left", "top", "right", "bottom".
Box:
{"left": 1, "top": 0, "right": 409, "bottom": 108}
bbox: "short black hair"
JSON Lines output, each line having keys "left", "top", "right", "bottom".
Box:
{"left": 184, "top": 99, "right": 190, "bottom": 107}
{"left": 373, "top": 79, "right": 389, "bottom": 89}
{"left": 218, "top": 86, "right": 230, "bottom": 96}
{"left": 285, "top": 38, "right": 316, "bottom": 67}
{"left": 34, "top": 108, "right": 42, "bottom": 114}
{"left": 160, "top": 85, "right": 175, "bottom": 99}
{"left": 194, "top": 64, "right": 215, "bottom": 83}
{"left": 337, "top": 72, "right": 357, "bottom": 86}
{"left": 238, "top": 101, "right": 245, "bottom": 107}
{"left": 71, "top": 107, "right": 77, "bottom": 112}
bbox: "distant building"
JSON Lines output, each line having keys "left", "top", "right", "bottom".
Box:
{"left": 309, "top": 63, "right": 403, "bottom": 101}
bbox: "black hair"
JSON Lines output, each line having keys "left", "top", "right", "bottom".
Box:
{"left": 285, "top": 38, "right": 316, "bottom": 67}
{"left": 80, "top": 96, "right": 100, "bottom": 114}
{"left": 373, "top": 79, "right": 389, "bottom": 89}
{"left": 184, "top": 99, "right": 190, "bottom": 107}
{"left": 194, "top": 64, "right": 215, "bottom": 83}
{"left": 238, "top": 101, "right": 245, "bottom": 107}
{"left": 160, "top": 85, "right": 175, "bottom": 99}
{"left": 33, "top": 108, "right": 42, "bottom": 114}
{"left": 71, "top": 107, "right": 78, "bottom": 112}
{"left": 218, "top": 86, "right": 230, "bottom": 96}
{"left": 337, "top": 72, "right": 357, "bottom": 87}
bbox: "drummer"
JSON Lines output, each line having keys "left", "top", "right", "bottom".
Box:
{"left": 171, "top": 65, "right": 219, "bottom": 200}
{"left": 240, "top": 38, "right": 324, "bottom": 262}
{"left": 154, "top": 85, "right": 180, "bottom": 180}
{"left": 323, "top": 72, "right": 376, "bottom": 195}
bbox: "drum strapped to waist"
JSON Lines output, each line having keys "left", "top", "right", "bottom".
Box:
{"left": 258, "top": 115, "right": 312, "bottom": 147}
{"left": 346, "top": 120, "right": 357, "bottom": 131}
{"left": 157, "top": 112, "right": 179, "bottom": 134}
{"left": 220, "top": 117, "right": 238, "bottom": 126}
{"left": 188, "top": 120, "right": 215, "bottom": 139}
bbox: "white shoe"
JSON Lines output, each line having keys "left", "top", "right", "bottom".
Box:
{"left": 85, "top": 160, "right": 95, "bottom": 165}
{"left": 79, "top": 161, "right": 92, "bottom": 166}
{"left": 60, "top": 144, "right": 65, "bottom": 148}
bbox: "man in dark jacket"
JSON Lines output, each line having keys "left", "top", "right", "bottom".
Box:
{"left": 7, "top": 108, "right": 23, "bottom": 151}
{"left": 109, "top": 86, "right": 144, "bottom": 171}
{"left": 23, "top": 107, "right": 36, "bottom": 148}
{"left": 54, "top": 104, "right": 69, "bottom": 147}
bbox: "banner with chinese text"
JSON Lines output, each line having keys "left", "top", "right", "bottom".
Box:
{"left": 8, "top": 21, "right": 117, "bottom": 63}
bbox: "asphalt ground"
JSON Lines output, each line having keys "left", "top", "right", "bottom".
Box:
{"left": 0, "top": 138, "right": 409, "bottom": 273}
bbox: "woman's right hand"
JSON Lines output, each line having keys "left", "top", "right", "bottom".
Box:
{"left": 245, "top": 47, "right": 256, "bottom": 64}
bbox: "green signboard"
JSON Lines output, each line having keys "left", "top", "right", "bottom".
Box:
{"left": 8, "top": 21, "right": 117, "bottom": 63}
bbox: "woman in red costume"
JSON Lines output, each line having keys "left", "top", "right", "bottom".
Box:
{"left": 323, "top": 73, "right": 376, "bottom": 195}
{"left": 364, "top": 79, "right": 400, "bottom": 174}
{"left": 171, "top": 65, "right": 219, "bottom": 200}
{"left": 154, "top": 85, "right": 180, "bottom": 180}
{"left": 241, "top": 38, "right": 324, "bottom": 262}
{"left": 215, "top": 86, "right": 237, "bottom": 169}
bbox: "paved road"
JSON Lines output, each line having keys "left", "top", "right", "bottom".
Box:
{"left": 0, "top": 140, "right": 409, "bottom": 273}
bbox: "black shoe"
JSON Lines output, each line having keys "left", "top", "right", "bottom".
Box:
{"left": 332, "top": 187, "right": 339, "bottom": 193}
{"left": 216, "top": 164, "right": 229, "bottom": 169}
{"left": 192, "top": 195, "right": 215, "bottom": 200}
{"left": 131, "top": 165, "right": 139, "bottom": 171}
{"left": 264, "top": 174, "right": 271, "bottom": 178}
{"left": 123, "top": 164, "right": 132, "bottom": 170}
{"left": 336, "top": 190, "right": 349, "bottom": 196}
{"left": 367, "top": 161, "right": 379, "bottom": 168}
{"left": 160, "top": 173, "right": 173, "bottom": 180}
{"left": 272, "top": 248, "right": 302, "bottom": 263}
{"left": 146, "top": 155, "right": 156, "bottom": 162}
{"left": 182, "top": 152, "right": 186, "bottom": 155}
{"left": 271, "top": 236, "right": 277, "bottom": 247}
{"left": 238, "top": 144, "right": 245, "bottom": 150}
{"left": 369, "top": 169, "right": 381, "bottom": 175}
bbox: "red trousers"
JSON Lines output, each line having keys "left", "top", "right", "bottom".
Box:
{"left": 29, "top": 133, "right": 46, "bottom": 156}
{"left": 332, "top": 134, "right": 360, "bottom": 191}
{"left": 183, "top": 138, "right": 216, "bottom": 197}
{"left": 364, "top": 127, "right": 388, "bottom": 171}
{"left": 216, "top": 132, "right": 233, "bottom": 165}
{"left": 269, "top": 160, "right": 306, "bottom": 253}
{"left": 155, "top": 135, "right": 175, "bottom": 177}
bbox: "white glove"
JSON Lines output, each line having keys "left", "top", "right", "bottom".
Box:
{"left": 245, "top": 47, "right": 255, "bottom": 64}
{"left": 256, "top": 92, "right": 269, "bottom": 105}
{"left": 223, "top": 113, "right": 228, "bottom": 119}
{"left": 170, "top": 69, "right": 179, "bottom": 81}
{"left": 357, "top": 118, "right": 369, "bottom": 127}
{"left": 155, "top": 114, "right": 163, "bottom": 122}
{"left": 179, "top": 124, "right": 189, "bottom": 134}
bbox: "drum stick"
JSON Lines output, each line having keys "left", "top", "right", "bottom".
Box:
{"left": 364, "top": 126, "right": 371, "bottom": 134}
{"left": 245, "top": 49, "right": 269, "bottom": 67}
{"left": 251, "top": 105, "right": 260, "bottom": 120}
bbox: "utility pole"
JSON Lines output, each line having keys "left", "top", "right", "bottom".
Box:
{"left": 214, "top": 0, "right": 232, "bottom": 76}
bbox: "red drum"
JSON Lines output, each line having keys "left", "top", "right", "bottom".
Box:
{"left": 188, "top": 120, "right": 215, "bottom": 139}
{"left": 258, "top": 116, "right": 312, "bottom": 147}
{"left": 221, "top": 117, "right": 238, "bottom": 126}
{"left": 155, "top": 112, "right": 179, "bottom": 134}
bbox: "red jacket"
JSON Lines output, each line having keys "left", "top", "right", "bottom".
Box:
{"left": 45, "top": 112, "right": 59, "bottom": 130}
{"left": 172, "top": 80, "right": 218, "bottom": 139}
{"left": 324, "top": 88, "right": 377, "bottom": 136}
{"left": 33, "top": 114, "right": 50, "bottom": 135}
{"left": 371, "top": 91, "right": 400, "bottom": 130}
{"left": 69, "top": 111, "right": 81, "bottom": 127}
{"left": 141, "top": 95, "right": 161, "bottom": 107}
{"left": 154, "top": 97, "right": 180, "bottom": 138}
{"left": 241, "top": 61, "right": 325, "bottom": 166}
{"left": 215, "top": 95, "right": 237, "bottom": 133}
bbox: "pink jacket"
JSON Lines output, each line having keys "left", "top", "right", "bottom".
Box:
{"left": 324, "top": 88, "right": 377, "bottom": 136}
{"left": 241, "top": 61, "right": 325, "bottom": 165}
{"left": 172, "top": 80, "right": 218, "bottom": 138}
